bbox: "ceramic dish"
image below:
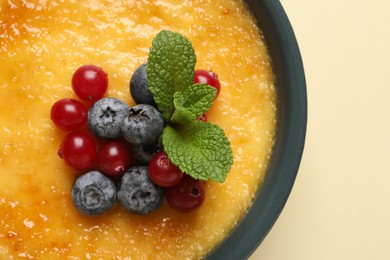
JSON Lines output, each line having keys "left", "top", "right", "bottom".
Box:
{"left": 206, "top": 0, "right": 307, "bottom": 259}
{"left": 0, "top": 0, "right": 305, "bottom": 258}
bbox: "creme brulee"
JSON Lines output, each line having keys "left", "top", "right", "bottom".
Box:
{"left": 0, "top": 0, "right": 276, "bottom": 259}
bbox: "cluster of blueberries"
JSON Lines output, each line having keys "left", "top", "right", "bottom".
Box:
{"left": 72, "top": 63, "right": 166, "bottom": 216}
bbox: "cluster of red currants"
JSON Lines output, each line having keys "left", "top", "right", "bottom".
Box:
{"left": 50, "top": 65, "right": 130, "bottom": 176}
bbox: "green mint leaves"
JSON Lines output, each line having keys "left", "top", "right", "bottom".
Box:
{"left": 163, "top": 122, "right": 233, "bottom": 182}
{"left": 147, "top": 30, "right": 196, "bottom": 121}
{"left": 147, "top": 30, "right": 233, "bottom": 183}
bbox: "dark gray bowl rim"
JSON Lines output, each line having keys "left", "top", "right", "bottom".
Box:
{"left": 206, "top": 0, "right": 307, "bottom": 259}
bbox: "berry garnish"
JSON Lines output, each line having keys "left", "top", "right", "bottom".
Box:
{"left": 194, "top": 69, "right": 221, "bottom": 98}
{"left": 121, "top": 104, "right": 164, "bottom": 146}
{"left": 71, "top": 171, "right": 116, "bottom": 216}
{"left": 88, "top": 97, "right": 130, "bottom": 139}
{"left": 98, "top": 141, "right": 133, "bottom": 178}
{"left": 117, "top": 166, "right": 164, "bottom": 215}
{"left": 52, "top": 31, "right": 233, "bottom": 217}
{"left": 165, "top": 174, "right": 205, "bottom": 213}
{"left": 130, "top": 63, "right": 157, "bottom": 106}
{"left": 72, "top": 65, "right": 108, "bottom": 101}
{"left": 148, "top": 151, "right": 184, "bottom": 187}
{"left": 50, "top": 98, "right": 87, "bottom": 131}
{"left": 59, "top": 131, "right": 97, "bottom": 171}
{"left": 131, "top": 137, "right": 163, "bottom": 165}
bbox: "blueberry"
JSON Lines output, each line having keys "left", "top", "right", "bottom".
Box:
{"left": 130, "top": 63, "right": 157, "bottom": 106}
{"left": 71, "top": 171, "right": 116, "bottom": 216}
{"left": 117, "top": 166, "right": 164, "bottom": 215}
{"left": 88, "top": 97, "right": 130, "bottom": 139}
{"left": 121, "top": 104, "right": 164, "bottom": 146}
{"left": 132, "top": 136, "right": 163, "bottom": 165}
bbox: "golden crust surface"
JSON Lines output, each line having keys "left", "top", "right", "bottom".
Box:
{"left": 0, "top": 0, "right": 276, "bottom": 258}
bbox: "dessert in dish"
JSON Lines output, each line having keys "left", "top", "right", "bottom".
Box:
{"left": 0, "top": 0, "right": 276, "bottom": 258}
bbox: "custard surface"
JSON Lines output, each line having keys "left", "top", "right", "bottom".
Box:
{"left": 0, "top": 0, "right": 276, "bottom": 258}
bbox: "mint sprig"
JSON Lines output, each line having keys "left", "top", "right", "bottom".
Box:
{"left": 147, "top": 30, "right": 196, "bottom": 121}
{"left": 147, "top": 30, "right": 233, "bottom": 183}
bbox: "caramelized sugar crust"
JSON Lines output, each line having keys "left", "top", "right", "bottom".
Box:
{"left": 0, "top": 0, "right": 276, "bottom": 258}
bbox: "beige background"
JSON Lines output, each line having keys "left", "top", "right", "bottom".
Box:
{"left": 251, "top": 0, "right": 390, "bottom": 259}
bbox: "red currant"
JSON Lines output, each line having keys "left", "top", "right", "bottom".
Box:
{"left": 98, "top": 141, "right": 133, "bottom": 178}
{"left": 148, "top": 151, "right": 184, "bottom": 187}
{"left": 72, "top": 65, "right": 108, "bottom": 101}
{"left": 59, "top": 132, "right": 97, "bottom": 171}
{"left": 50, "top": 98, "right": 87, "bottom": 131}
{"left": 194, "top": 70, "right": 221, "bottom": 98}
{"left": 165, "top": 175, "right": 205, "bottom": 213}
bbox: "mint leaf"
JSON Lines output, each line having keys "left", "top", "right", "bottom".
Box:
{"left": 171, "top": 83, "right": 216, "bottom": 124}
{"left": 170, "top": 105, "right": 196, "bottom": 124}
{"left": 147, "top": 30, "right": 196, "bottom": 121}
{"left": 162, "top": 121, "right": 233, "bottom": 183}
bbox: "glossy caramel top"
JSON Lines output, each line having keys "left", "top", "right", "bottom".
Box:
{"left": 0, "top": 0, "right": 276, "bottom": 258}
